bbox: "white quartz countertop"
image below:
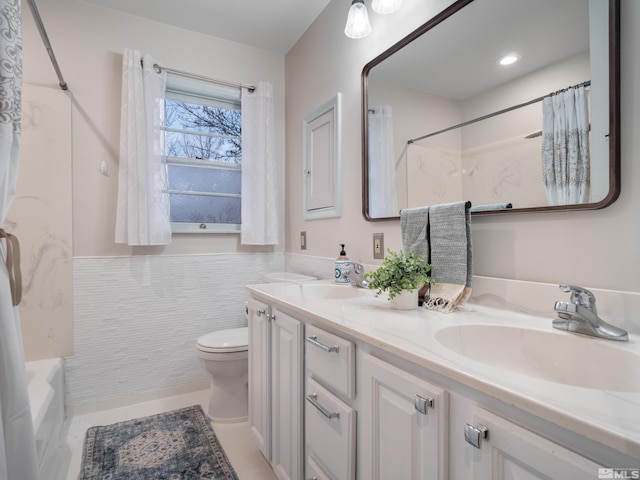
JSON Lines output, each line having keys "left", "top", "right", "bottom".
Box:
{"left": 246, "top": 280, "right": 640, "bottom": 460}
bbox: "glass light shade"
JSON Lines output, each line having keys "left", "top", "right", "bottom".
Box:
{"left": 371, "top": 0, "right": 402, "bottom": 15}
{"left": 344, "top": 0, "right": 372, "bottom": 39}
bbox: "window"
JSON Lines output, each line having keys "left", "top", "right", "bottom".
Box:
{"left": 164, "top": 74, "right": 242, "bottom": 233}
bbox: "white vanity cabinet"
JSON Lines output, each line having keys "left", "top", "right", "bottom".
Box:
{"left": 247, "top": 298, "right": 304, "bottom": 480}
{"left": 449, "top": 397, "right": 605, "bottom": 480}
{"left": 246, "top": 285, "right": 637, "bottom": 480}
{"left": 359, "top": 352, "right": 449, "bottom": 480}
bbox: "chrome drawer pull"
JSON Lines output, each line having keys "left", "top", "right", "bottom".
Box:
{"left": 305, "top": 394, "right": 340, "bottom": 419}
{"left": 306, "top": 335, "right": 339, "bottom": 353}
{"left": 257, "top": 309, "right": 267, "bottom": 317}
{"left": 464, "top": 423, "right": 488, "bottom": 449}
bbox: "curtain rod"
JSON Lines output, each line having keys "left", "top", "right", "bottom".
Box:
{"left": 25, "top": 0, "right": 68, "bottom": 91}
{"left": 407, "top": 80, "right": 591, "bottom": 145}
{"left": 151, "top": 63, "right": 256, "bottom": 93}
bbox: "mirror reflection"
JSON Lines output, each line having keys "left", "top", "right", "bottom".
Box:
{"left": 363, "top": 0, "right": 619, "bottom": 219}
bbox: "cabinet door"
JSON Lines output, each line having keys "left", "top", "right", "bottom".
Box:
{"left": 271, "top": 309, "right": 304, "bottom": 480}
{"left": 462, "top": 407, "right": 604, "bottom": 479}
{"left": 247, "top": 298, "right": 271, "bottom": 460}
{"left": 360, "top": 353, "right": 449, "bottom": 480}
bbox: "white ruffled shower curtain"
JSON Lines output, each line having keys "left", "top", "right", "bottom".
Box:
{"left": 368, "top": 105, "right": 398, "bottom": 218}
{"left": 0, "top": 0, "right": 41, "bottom": 478}
{"left": 241, "top": 81, "right": 279, "bottom": 245}
{"left": 541, "top": 85, "right": 590, "bottom": 205}
{"left": 115, "top": 49, "right": 171, "bottom": 245}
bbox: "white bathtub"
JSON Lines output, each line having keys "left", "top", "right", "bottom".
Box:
{"left": 26, "top": 358, "right": 64, "bottom": 480}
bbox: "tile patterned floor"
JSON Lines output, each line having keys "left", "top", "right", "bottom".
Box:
{"left": 59, "top": 390, "right": 276, "bottom": 480}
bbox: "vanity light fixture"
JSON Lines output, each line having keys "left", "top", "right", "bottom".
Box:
{"left": 372, "top": 0, "right": 402, "bottom": 15}
{"left": 345, "top": 0, "right": 402, "bottom": 39}
{"left": 497, "top": 53, "right": 521, "bottom": 66}
{"left": 345, "top": 0, "right": 372, "bottom": 39}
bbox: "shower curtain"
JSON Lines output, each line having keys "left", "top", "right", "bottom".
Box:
{"left": 541, "top": 85, "right": 590, "bottom": 205}
{"left": 115, "top": 49, "right": 171, "bottom": 245}
{"left": 368, "top": 105, "right": 398, "bottom": 218}
{"left": 240, "top": 81, "right": 279, "bottom": 245}
{"left": 0, "top": 0, "right": 41, "bottom": 478}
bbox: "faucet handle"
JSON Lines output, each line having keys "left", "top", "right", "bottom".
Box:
{"left": 349, "top": 262, "right": 364, "bottom": 275}
{"left": 559, "top": 284, "right": 597, "bottom": 312}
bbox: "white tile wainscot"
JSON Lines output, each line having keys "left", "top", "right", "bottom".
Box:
{"left": 68, "top": 252, "right": 284, "bottom": 413}
{"left": 247, "top": 277, "right": 640, "bottom": 479}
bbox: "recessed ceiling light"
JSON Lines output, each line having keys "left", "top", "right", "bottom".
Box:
{"left": 497, "top": 54, "right": 520, "bottom": 66}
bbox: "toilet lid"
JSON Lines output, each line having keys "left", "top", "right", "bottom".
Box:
{"left": 197, "top": 327, "right": 248, "bottom": 353}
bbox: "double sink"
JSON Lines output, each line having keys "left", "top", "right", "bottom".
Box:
{"left": 272, "top": 282, "right": 640, "bottom": 393}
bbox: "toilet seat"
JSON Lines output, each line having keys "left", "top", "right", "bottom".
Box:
{"left": 197, "top": 327, "right": 248, "bottom": 353}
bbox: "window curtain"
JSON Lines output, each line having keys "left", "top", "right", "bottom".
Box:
{"left": 368, "top": 105, "right": 398, "bottom": 218}
{"left": 241, "top": 81, "right": 279, "bottom": 245}
{"left": 115, "top": 49, "right": 171, "bottom": 245}
{"left": 541, "top": 85, "right": 590, "bottom": 205}
{"left": 0, "top": 0, "right": 41, "bottom": 477}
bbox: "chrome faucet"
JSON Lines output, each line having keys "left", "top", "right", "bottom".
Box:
{"left": 552, "top": 284, "right": 628, "bottom": 341}
{"left": 343, "top": 262, "right": 369, "bottom": 288}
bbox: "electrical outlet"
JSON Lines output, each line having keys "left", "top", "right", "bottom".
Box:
{"left": 300, "top": 231, "right": 307, "bottom": 250}
{"left": 373, "top": 233, "right": 384, "bottom": 259}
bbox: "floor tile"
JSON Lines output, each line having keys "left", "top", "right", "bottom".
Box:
{"left": 58, "top": 390, "right": 276, "bottom": 480}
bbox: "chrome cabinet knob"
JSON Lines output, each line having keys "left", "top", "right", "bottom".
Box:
{"left": 414, "top": 394, "right": 434, "bottom": 415}
{"left": 464, "top": 423, "right": 488, "bottom": 449}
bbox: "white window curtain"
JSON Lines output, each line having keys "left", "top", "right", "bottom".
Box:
{"left": 115, "top": 49, "right": 171, "bottom": 245}
{"left": 0, "top": 0, "right": 41, "bottom": 478}
{"left": 541, "top": 85, "right": 590, "bottom": 205}
{"left": 368, "top": 105, "right": 398, "bottom": 218}
{"left": 241, "top": 81, "right": 279, "bottom": 245}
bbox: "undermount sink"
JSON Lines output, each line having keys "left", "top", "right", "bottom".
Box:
{"left": 435, "top": 324, "right": 640, "bottom": 391}
{"left": 278, "top": 283, "right": 368, "bottom": 300}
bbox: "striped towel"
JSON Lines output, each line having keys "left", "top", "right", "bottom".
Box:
{"left": 426, "top": 201, "right": 472, "bottom": 312}
{"left": 401, "top": 201, "right": 472, "bottom": 312}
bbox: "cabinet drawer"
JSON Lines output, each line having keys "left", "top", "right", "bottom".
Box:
{"left": 306, "top": 455, "right": 332, "bottom": 480}
{"left": 306, "top": 325, "right": 355, "bottom": 398}
{"left": 305, "top": 377, "right": 356, "bottom": 480}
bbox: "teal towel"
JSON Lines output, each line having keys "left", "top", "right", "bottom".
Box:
{"left": 400, "top": 206, "right": 429, "bottom": 259}
{"left": 428, "top": 201, "right": 472, "bottom": 288}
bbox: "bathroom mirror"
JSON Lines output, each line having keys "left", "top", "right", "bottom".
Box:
{"left": 362, "top": 0, "right": 620, "bottom": 220}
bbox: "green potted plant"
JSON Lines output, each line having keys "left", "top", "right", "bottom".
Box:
{"left": 366, "top": 249, "right": 434, "bottom": 309}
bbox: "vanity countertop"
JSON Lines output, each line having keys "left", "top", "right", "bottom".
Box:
{"left": 246, "top": 280, "right": 640, "bottom": 460}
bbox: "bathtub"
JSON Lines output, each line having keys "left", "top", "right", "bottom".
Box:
{"left": 26, "top": 358, "right": 64, "bottom": 480}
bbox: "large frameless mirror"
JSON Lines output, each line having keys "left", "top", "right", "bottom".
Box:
{"left": 362, "top": 0, "right": 620, "bottom": 219}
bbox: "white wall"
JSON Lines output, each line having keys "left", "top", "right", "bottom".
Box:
{"left": 67, "top": 253, "right": 283, "bottom": 411}
{"left": 22, "top": 0, "right": 286, "bottom": 257}
{"left": 285, "top": 0, "right": 640, "bottom": 293}
{"left": 20, "top": 0, "right": 288, "bottom": 403}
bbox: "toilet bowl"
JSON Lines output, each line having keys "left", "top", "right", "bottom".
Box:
{"left": 196, "top": 327, "right": 248, "bottom": 423}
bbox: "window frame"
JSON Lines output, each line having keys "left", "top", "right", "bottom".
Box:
{"left": 164, "top": 74, "right": 242, "bottom": 234}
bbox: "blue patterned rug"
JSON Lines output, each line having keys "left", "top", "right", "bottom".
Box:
{"left": 80, "top": 405, "right": 239, "bottom": 479}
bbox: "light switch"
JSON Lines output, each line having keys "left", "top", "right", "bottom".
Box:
{"left": 300, "top": 231, "right": 307, "bottom": 250}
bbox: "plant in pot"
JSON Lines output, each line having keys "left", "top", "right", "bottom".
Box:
{"left": 366, "top": 249, "right": 433, "bottom": 310}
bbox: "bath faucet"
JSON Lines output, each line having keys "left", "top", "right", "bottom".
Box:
{"left": 552, "top": 284, "right": 628, "bottom": 341}
{"left": 343, "top": 262, "right": 369, "bottom": 288}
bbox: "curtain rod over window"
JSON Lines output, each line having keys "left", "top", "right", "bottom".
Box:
{"left": 26, "top": 0, "right": 68, "bottom": 91}
{"left": 407, "top": 80, "right": 591, "bottom": 145}
{"left": 147, "top": 61, "right": 256, "bottom": 93}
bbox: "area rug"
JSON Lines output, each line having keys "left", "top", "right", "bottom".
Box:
{"left": 80, "top": 405, "right": 239, "bottom": 480}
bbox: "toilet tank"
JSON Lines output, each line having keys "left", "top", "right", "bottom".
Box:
{"left": 263, "top": 272, "right": 316, "bottom": 283}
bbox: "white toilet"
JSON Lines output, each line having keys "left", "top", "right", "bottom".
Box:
{"left": 196, "top": 326, "right": 249, "bottom": 423}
